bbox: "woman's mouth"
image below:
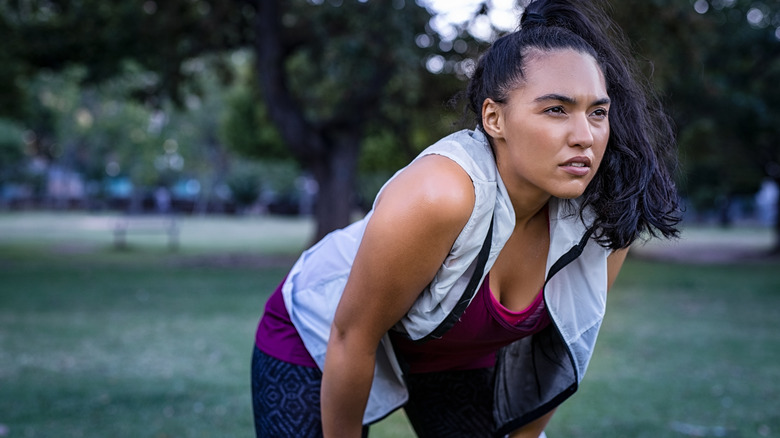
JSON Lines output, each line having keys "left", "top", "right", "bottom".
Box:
{"left": 559, "top": 157, "right": 592, "bottom": 176}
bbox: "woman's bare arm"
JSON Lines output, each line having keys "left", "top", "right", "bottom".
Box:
{"left": 508, "top": 410, "right": 556, "bottom": 438}
{"left": 321, "top": 155, "right": 475, "bottom": 437}
{"left": 607, "top": 247, "right": 629, "bottom": 291}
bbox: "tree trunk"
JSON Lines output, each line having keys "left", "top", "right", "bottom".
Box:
{"left": 254, "top": 0, "right": 325, "bottom": 159}
{"left": 309, "top": 129, "right": 362, "bottom": 242}
{"left": 773, "top": 177, "right": 780, "bottom": 255}
{"left": 254, "top": 0, "right": 387, "bottom": 240}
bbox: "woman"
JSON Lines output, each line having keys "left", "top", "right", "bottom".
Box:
{"left": 252, "top": 0, "right": 680, "bottom": 436}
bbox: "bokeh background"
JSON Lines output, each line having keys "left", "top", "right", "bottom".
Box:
{"left": 1, "top": 0, "right": 779, "bottom": 437}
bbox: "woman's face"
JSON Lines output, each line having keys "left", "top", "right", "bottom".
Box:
{"left": 483, "top": 49, "right": 610, "bottom": 205}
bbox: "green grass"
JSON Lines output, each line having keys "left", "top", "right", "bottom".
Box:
{"left": 0, "top": 249, "right": 285, "bottom": 437}
{"left": 0, "top": 212, "right": 778, "bottom": 437}
{"left": 548, "top": 260, "right": 780, "bottom": 437}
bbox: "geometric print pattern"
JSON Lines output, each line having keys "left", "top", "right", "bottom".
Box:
{"left": 252, "top": 346, "right": 497, "bottom": 437}
{"left": 252, "top": 347, "right": 325, "bottom": 437}
{"left": 251, "top": 347, "right": 369, "bottom": 437}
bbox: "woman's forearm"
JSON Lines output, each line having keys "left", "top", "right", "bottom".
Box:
{"left": 320, "top": 334, "right": 376, "bottom": 438}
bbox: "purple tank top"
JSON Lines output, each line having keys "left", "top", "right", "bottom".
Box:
{"left": 390, "top": 274, "right": 550, "bottom": 373}
{"left": 255, "top": 279, "right": 318, "bottom": 367}
{"left": 255, "top": 274, "right": 550, "bottom": 372}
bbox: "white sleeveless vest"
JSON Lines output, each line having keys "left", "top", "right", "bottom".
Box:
{"left": 281, "top": 129, "right": 610, "bottom": 432}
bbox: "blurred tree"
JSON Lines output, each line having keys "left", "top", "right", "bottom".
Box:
{"left": 255, "top": 0, "right": 484, "bottom": 239}
{"left": 0, "top": 118, "right": 26, "bottom": 185}
{"left": 12, "top": 59, "right": 233, "bottom": 212}
{"left": 26, "top": 0, "right": 780, "bottom": 247}
{"left": 218, "top": 49, "right": 289, "bottom": 163}
{"left": 0, "top": 0, "right": 251, "bottom": 112}
{"left": 1, "top": 0, "right": 241, "bottom": 211}
{"left": 226, "top": 161, "right": 262, "bottom": 211}
{"left": 610, "top": 0, "right": 780, "bottom": 250}
{"left": 1, "top": 0, "right": 484, "bottom": 238}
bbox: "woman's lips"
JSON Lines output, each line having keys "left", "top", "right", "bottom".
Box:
{"left": 559, "top": 157, "right": 592, "bottom": 176}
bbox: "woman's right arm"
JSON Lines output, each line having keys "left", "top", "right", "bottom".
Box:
{"left": 320, "top": 155, "right": 475, "bottom": 437}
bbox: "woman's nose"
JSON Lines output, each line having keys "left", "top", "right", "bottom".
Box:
{"left": 568, "top": 114, "right": 594, "bottom": 149}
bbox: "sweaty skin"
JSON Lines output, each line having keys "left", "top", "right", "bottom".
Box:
{"left": 321, "top": 49, "right": 629, "bottom": 438}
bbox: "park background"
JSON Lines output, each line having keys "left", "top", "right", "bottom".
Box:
{"left": 1, "top": 0, "right": 779, "bottom": 437}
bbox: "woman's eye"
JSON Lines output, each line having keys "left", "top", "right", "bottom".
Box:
{"left": 545, "top": 106, "right": 565, "bottom": 115}
{"left": 592, "top": 108, "right": 609, "bottom": 118}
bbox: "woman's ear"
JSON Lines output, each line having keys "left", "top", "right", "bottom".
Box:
{"left": 481, "top": 98, "right": 503, "bottom": 139}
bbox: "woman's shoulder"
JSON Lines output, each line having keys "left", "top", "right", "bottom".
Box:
{"left": 375, "top": 154, "right": 475, "bottom": 228}
{"left": 422, "top": 129, "right": 498, "bottom": 183}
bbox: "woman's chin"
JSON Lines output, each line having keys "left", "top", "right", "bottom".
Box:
{"left": 550, "top": 186, "right": 588, "bottom": 200}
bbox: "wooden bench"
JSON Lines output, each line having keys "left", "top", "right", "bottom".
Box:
{"left": 113, "top": 216, "right": 180, "bottom": 250}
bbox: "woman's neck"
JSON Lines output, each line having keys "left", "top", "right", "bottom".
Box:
{"left": 509, "top": 191, "right": 550, "bottom": 230}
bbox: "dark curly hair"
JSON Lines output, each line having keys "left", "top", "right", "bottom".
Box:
{"left": 466, "top": 0, "right": 681, "bottom": 250}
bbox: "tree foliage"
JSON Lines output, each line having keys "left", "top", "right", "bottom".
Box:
{"left": 3, "top": 59, "right": 235, "bottom": 210}
{"left": 0, "top": 118, "right": 26, "bottom": 183}
{"left": 611, "top": 0, "right": 780, "bottom": 209}
{"left": 0, "top": 0, "right": 252, "bottom": 112}
{"left": 0, "top": 0, "right": 483, "bottom": 238}
{"left": 217, "top": 52, "right": 288, "bottom": 161}
{"left": 254, "top": 0, "right": 482, "bottom": 239}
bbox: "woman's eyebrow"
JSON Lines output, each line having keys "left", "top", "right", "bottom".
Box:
{"left": 534, "top": 93, "right": 611, "bottom": 106}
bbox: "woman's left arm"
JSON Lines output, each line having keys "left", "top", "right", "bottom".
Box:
{"left": 606, "top": 247, "right": 629, "bottom": 291}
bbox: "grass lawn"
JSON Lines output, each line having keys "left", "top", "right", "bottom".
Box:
{"left": 0, "top": 212, "right": 778, "bottom": 437}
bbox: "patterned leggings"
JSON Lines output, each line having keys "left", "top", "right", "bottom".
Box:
{"left": 251, "top": 346, "right": 495, "bottom": 437}
{"left": 251, "top": 347, "right": 369, "bottom": 437}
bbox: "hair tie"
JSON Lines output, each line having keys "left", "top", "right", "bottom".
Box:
{"left": 522, "top": 12, "right": 546, "bottom": 27}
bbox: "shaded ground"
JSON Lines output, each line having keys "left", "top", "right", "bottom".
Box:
{"left": 175, "top": 253, "right": 298, "bottom": 269}
{"left": 1, "top": 212, "right": 777, "bottom": 267}
{"left": 179, "top": 227, "right": 780, "bottom": 268}
{"left": 631, "top": 227, "right": 779, "bottom": 264}
{"left": 175, "top": 226, "right": 780, "bottom": 268}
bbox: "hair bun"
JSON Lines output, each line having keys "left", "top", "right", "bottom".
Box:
{"left": 521, "top": 11, "right": 546, "bottom": 27}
